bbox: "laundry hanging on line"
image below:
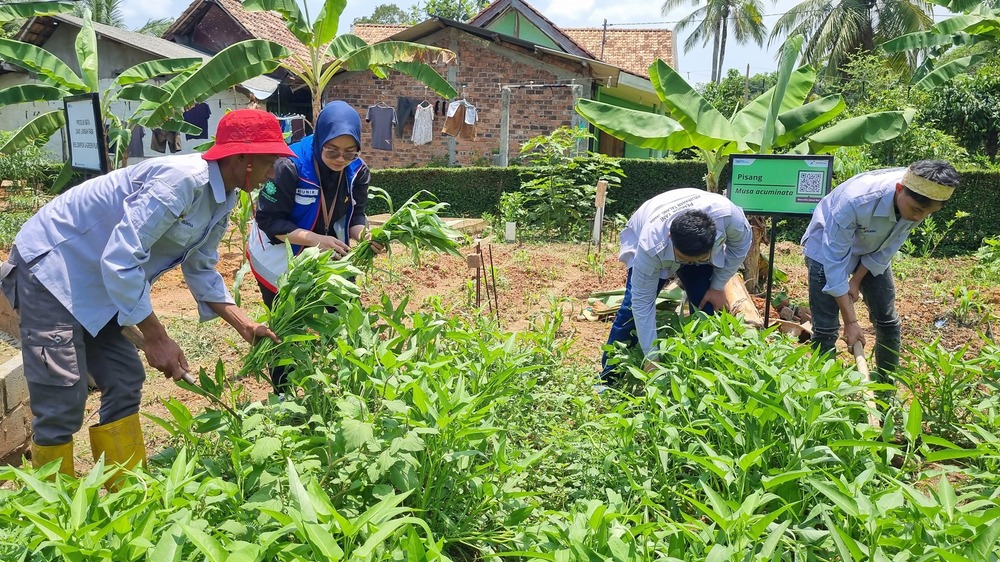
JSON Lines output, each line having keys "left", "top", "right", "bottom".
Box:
{"left": 441, "top": 99, "right": 477, "bottom": 140}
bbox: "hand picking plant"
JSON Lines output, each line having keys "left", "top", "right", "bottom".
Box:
{"left": 348, "top": 188, "right": 463, "bottom": 272}
{"left": 240, "top": 246, "right": 360, "bottom": 379}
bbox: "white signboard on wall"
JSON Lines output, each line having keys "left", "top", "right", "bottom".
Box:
{"left": 63, "top": 93, "right": 107, "bottom": 173}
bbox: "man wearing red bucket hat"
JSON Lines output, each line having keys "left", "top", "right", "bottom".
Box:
{"left": 0, "top": 109, "right": 292, "bottom": 479}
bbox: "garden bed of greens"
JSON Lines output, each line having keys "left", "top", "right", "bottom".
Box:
{"left": 1, "top": 238, "right": 999, "bottom": 559}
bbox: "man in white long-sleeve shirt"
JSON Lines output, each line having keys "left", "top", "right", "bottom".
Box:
{"left": 0, "top": 109, "right": 292, "bottom": 477}
{"left": 802, "top": 160, "right": 960, "bottom": 380}
{"left": 601, "top": 188, "right": 752, "bottom": 382}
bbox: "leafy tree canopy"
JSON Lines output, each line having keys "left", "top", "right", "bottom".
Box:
{"left": 420, "top": 0, "right": 490, "bottom": 22}
{"left": 353, "top": 4, "right": 419, "bottom": 26}
{"left": 699, "top": 68, "right": 778, "bottom": 118}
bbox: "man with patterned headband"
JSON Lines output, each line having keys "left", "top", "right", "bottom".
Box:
{"left": 802, "top": 160, "right": 960, "bottom": 383}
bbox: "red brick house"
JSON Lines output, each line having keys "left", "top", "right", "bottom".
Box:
{"left": 162, "top": 0, "right": 676, "bottom": 168}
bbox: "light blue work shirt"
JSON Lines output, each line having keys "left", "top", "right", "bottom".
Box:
{"left": 801, "top": 167, "right": 916, "bottom": 298}
{"left": 619, "top": 188, "right": 752, "bottom": 357}
{"left": 13, "top": 153, "right": 238, "bottom": 336}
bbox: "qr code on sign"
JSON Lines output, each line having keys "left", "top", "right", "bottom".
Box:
{"left": 797, "top": 171, "right": 825, "bottom": 195}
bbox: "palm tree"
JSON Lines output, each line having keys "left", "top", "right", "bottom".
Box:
{"left": 662, "top": 0, "right": 767, "bottom": 83}
{"left": 73, "top": 0, "right": 125, "bottom": 28}
{"left": 134, "top": 17, "right": 175, "bottom": 37}
{"left": 769, "top": 0, "right": 934, "bottom": 75}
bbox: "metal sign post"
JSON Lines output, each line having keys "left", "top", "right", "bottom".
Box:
{"left": 727, "top": 154, "right": 834, "bottom": 328}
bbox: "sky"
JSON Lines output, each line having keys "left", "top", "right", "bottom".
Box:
{"left": 121, "top": 0, "right": 957, "bottom": 88}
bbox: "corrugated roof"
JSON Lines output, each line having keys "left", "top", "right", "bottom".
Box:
{"left": 16, "top": 14, "right": 279, "bottom": 96}
{"left": 562, "top": 28, "right": 674, "bottom": 78}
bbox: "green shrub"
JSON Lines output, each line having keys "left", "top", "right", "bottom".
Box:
{"left": 0, "top": 131, "right": 58, "bottom": 193}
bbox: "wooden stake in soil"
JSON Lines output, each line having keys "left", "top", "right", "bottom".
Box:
{"left": 488, "top": 244, "right": 500, "bottom": 325}
{"left": 852, "top": 341, "right": 883, "bottom": 428}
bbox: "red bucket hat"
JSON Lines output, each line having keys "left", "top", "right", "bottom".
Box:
{"left": 202, "top": 108, "right": 295, "bottom": 161}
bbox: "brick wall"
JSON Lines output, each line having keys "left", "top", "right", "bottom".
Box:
{"left": 0, "top": 357, "right": 29, "bottom": 465}
{"left": 324, "top": 28, "right": 593, "bottom": 169}
{"left": 0, "top": 304, "right": 28, "bottom": 465}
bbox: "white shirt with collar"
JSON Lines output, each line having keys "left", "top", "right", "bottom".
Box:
{"left": 14, "top": 153, "right": 238, "bottom": 336}
{"left": 619, "top": 188, "right": 752, "bottom": 357}
{"left": 801, "top": 167, "right": 917, "bottom": 298}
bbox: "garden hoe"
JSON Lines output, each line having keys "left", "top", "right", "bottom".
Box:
{"left": 852, "top": 341, "right": 883, "bottom": 429}
{"left": 121, "top": 325, "right": 238, "bottom": 417}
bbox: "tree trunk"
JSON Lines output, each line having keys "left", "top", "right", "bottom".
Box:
{"left": 717, "top": 9, "right": 729, "bottom": 83}
{"left": 743, "top": 216, "right": 768, "bottom": 293}
{"left": 711, "top": 24, "right": 721, "bottom": 83}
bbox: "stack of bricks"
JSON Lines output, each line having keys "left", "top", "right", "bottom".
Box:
{"left": 0, "top": 303, "right": 29, "bottom": 465}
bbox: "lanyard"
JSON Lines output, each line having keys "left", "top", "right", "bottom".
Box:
{"left": 317, "top": 162, "right": 344, "bottom": 235}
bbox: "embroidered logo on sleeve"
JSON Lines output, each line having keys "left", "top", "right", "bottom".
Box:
{"left": 261, "top": 180, "right": 278, "bottom": 202}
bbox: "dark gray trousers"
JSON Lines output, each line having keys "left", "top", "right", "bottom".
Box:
{"left": 806, "top": 257, "right": 901, "bottom": 380}
{"left": 0, "top": 247, "right": 145, "bottom": 445}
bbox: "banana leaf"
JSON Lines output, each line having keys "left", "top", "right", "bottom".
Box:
{"left": 731, "top": 66, "right": 816, "bottom": 138}
{"left": 76, "top": 13, "right": 99, "bottom": 92}
{"left": 340, "top": 41, "right": 457, "bottom": 69}
{"left": 760, "top": 35, "right": 803, "bottom": 154}
{"left": 311, "top": 0, "right": 348, "bottom": 47}
{"left": 0, "top": 1, "right": 75, "bottom": 22}
{"left": 243, "top": 0, "right": 315, "bottom": 46}
{"left": 913, "top": 55, "right": 987, "bottom": 91}
{"left": 0, "top": 110, "right": 65, "bottom": 154}
{"left": 575, "top": 98, "right": 692, "bottom": 152}
{"left": 0, "top": 84, "right": 65, "bottom": 105}
{"left": 935, "top": 13, "right": 999, "bottom": 37}
{"left": 800, "top": 109, "right": 915, "bottom": 154}
{"left": 115, "top": 58, "right": 203, "bottom": 85}
{"left": 0, "top": 38, "right": 87, "bottom": 92}
{"left": 387, "top": 61, "right": 457, "bottom": 98}
{"left": 142, "top": 40, "right": 288, "bottom": 127}
{"left": 327, "top": 34, "right": 369, "bottom": 58}
{"left": 883, "top": 30, "right": 962, "bottom": 52}
{"left": 649, "top": 59, "right": 743, "bottom": 152}
{"left": 116, "top": 83, "right": 170, "bottom": 103}
{"left": 771, "top": 95, "right": 846, "bottom": 147}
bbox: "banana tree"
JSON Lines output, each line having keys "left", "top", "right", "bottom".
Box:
{"left": 883, "top": 3, "right": 998, "bottom": 91}
{"left": 576, "top": 35, "right": 915, "bottom": 290}
{"left": 244, "top": 0, "right": 458, "bottom": 122}
{"left": 0, "top": 7, "right": 289, "bottom": 188}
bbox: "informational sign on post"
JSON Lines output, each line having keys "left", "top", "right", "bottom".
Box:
{"left": 728, "top": 154, "right": 833, "bottom": 216}
{"left": 727, "top": 154, "right": 834, "bottom": 329}
{"left": 64, "top": 93, "right": 108, "bottom": 174}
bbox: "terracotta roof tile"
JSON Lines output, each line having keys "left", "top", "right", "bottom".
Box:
{"left": 350, "top": 22, "right": 675, "bottom": 80}
{"left": 213, "top": 0, "right": 312, "bottom": 65}
{"left": 562, "top": 28, "right": 674, "bottom": 78}
{"left": 351, "top": 24, "right": 409, "bottom": 45}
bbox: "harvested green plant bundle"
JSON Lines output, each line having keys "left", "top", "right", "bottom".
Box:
{"left": 241, "top": 246, "right": 360, "bottom": 378}
{"left": 348, "top": 188, "right": 463, "bottom": 272}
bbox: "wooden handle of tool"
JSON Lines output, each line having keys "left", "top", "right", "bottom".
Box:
{"left": 851, "top": 341, "right": 870, "bottom": 376}
{"left": 121, "top": 325, "right": 197, "bottom": 385}
{"left": 851, "top": 341, "right": 881, "bottom": 428}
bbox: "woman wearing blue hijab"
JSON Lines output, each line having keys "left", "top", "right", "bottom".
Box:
{"left": 248, "top": 100, "right": 379, "bottom": 392}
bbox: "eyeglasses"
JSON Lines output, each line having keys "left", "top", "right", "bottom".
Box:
{"left": 321, "top": 147, "right": 359, "bottom": 161}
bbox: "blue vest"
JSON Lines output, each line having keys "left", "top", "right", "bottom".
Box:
{"left": 284, "top": 135, "right": 365, "bottom": 252}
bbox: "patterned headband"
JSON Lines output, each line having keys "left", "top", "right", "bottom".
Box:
{"left": 901, "top": 169, "right": 954, "bottom": 201}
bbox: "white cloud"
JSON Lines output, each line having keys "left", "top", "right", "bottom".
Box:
{"left": 122, "top": 0, "right": 187, "bottom": 29}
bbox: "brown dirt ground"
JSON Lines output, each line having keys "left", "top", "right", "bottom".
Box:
{"left": 1, "top": 235, "right": 997, "bottom": 474}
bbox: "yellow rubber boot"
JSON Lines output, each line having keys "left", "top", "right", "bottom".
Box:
{"left": 30, "top": 440, "right": 74, "bottom": 477}
{"left": 89, "top": 412, "right": 147, "bottom": 489}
